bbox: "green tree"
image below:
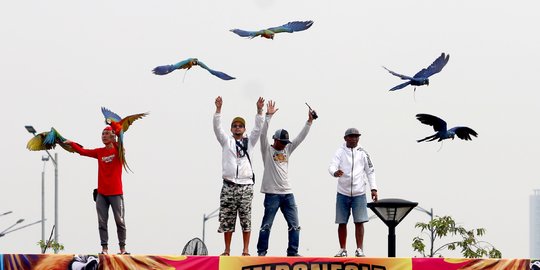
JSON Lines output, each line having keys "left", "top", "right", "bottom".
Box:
{"left": 37, "top": 239, "right": 64, "bottom": 254}
{"left": 412, "top": 215, "right": 501, "bottom": 258}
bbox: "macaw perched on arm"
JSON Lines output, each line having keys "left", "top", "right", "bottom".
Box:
{"left": 383, "top": 53, "right": 450, "bottom": 92}
{"left": 230, "top": 20, "right": 314, "bottom": 39}
{"left": 416, "top": 113, "right": 478, "bottom": 143}
{"left": 152, "top": 58, "right": 235, "bottom": 80}
{"left": 101, "top": 107, "right": 148, "bottom": 172}
{"left": 26, "top": 127, "right": 82, "bottom": 152}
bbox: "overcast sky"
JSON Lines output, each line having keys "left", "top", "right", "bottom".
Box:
{"left": 1, "top": 0, "right": 539, "bottom": 258}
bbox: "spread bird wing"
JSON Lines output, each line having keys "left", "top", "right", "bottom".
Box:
{"left": 416, "top": 113, "right": 448, "bottom": 132}
{"left": 383, "top": 66, "right": 414, "bottom": 80}
{"left": 267, "top": 20, "right": 314, "bottom": 33}
{"left": 197, "top": 61, "right": 236, "bottom": 80}
{"left": 152, "top": 59, "right": 192, "bottom": 75}
{"left": 101, "top": 107, "right": 122, "bottom": 123}
{"left": 230, "top": 29, "right": 260, "bottom": 38}
{"left": 26, "top": 132, "right": 49, "bottom": 151}
{"left": 27, "top": 127, "right": 80, "bottom": 152}
{"left": 120, "top": 112, "right": 149, "bottom": 133}
{"left": 414, "top": 53, "right": 450, "bottom": 79}
{"left": 450, "top": 126, "right": 478, "bottom": 141}
{"left": 389, "top": 81, "right": 412, "bottom": 91}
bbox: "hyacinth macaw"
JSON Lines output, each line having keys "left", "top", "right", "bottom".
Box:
{"left": 152, "top": 58, "right": 235, "bottom": 80}
{"left": 26, "top": 127, "right": 82, "bottom": 152}
{"left": 230, "top": 20, "right": 314, "bottom": 39}
{"left": 101, "top": 107, "right": 148, "bottom": 171}
{"left": 416, "top": 113, "right": 478, "bottom": 143}
{"left": 383, "top": 53, "right": 450, "bottom": 92}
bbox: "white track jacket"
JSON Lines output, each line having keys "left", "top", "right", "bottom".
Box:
{"left": 328, "top": 143, "right": 377, "bottom": 197}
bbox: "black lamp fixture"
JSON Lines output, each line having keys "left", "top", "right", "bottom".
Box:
{"left": 367, "top": 198, "right": 418, "bottom": 257}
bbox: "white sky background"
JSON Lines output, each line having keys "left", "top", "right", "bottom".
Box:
{"left": 1, "top": 0, "right": 538, "bottom": 258}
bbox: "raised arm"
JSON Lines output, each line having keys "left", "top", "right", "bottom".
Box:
{"left": 260, "top": 100, "right": 278, "bottom": 151}
{"left": 213, "top": 96, "right": 228, "bottom": 145}
{"left": 288, "top": 106, "right": 314, "bottom": 154}
{"left": 247, "top": 97, "right": 265, "bottom": 148}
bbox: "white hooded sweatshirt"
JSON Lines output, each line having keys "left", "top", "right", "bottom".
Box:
{"left": 328, "top": 143, "right": 377, "bottom": 197}
{"left": 213, "top": 113, "right": 264, "bottom": 184}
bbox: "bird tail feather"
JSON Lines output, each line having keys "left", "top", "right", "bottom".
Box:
{"left": 417, "top": 134, "right": 438, "bottom": 143}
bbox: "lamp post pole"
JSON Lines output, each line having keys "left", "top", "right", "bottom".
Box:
{"left": 202, "top": 208, "right": 219, "bottom": 243}
{"left": 388, "top": 225, "right": 396, "bottom": 257}
{"left": 54, "top": 152, "right": 58, "bottom": 248}
{"left": 41, "top": 155, "right": 49, "bottom": 243}
{"left": 26, "top": 125, "right": 60, "bottom": 253}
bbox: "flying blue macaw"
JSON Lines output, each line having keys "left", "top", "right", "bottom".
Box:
{"left": 152, "top": 58, "right": 235, "bottom": 80}
{"left": 230, "top": 20, "right": 314, "bottom": 40}
{"left": 27, "top": 127, "right": 82, "bottom": 152}
{"left": 416, "top": 113, "right": 478, "bottom": 143}
{"left": 383, "top": 53, "right": 450, "bottom": 91}
{"left": 101, "top": 107, "right": 148, "bottom": 172}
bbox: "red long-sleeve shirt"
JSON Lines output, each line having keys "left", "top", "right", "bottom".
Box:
{"left": 70, "top": 142, "right": 123, "bottom": 196}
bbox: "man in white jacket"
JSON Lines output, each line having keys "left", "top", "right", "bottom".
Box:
{"left": 328, "top": 128, "right": 378, "bottom": 257}
{"left": 213, "top": 96, "right": 265, "bottom": 256}
{"left": 256, "top": 100, "right": 314, "bottom": 256}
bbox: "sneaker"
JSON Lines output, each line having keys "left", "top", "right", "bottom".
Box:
{"left": 334, "top": 249, "right": 347, "bottom": 257}
{"left": 287, "top": 253, "right": 301, "bottom": 257}
{"left": 355, "top": 249, "right": 365, "bottom": 257}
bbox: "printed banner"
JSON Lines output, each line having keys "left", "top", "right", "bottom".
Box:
{"left": 0, "top": 254, "right": 535, "bottom": 270}
{"left": 220, "top": 256, "right": 411, "bottom": 270}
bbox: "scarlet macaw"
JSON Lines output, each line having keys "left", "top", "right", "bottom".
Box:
{"left": 101, "top": 107, "right": 148, "bottom": 171}
{"left": 152, "top": 58, "right": 235, "bottom": 80}
{"left": 230, "top": 20, "right": 314, "bottom": 39}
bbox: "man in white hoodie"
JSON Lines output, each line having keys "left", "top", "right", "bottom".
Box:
{"left": 328, "top": 128, "right": 378, "bottom": 257}
{"left": 213, "top": 96, "right": 265, "bottom": 256}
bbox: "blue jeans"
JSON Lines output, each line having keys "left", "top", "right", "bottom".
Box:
{"left": 257, "top": 194, "right": 300, "bottom": 256}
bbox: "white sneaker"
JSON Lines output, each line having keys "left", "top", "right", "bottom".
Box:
{"left": 334, "top": 249, "right": 347, "bottom": 257}
{"left": 355, "top": 249, "right": 365, "bottom": 257}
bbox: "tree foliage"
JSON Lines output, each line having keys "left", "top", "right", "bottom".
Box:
{"left": 412, "top": 215, "right": 501, "bottom": 258}
{"left": 37, "top": 239, "right": 64, "bottom": 254}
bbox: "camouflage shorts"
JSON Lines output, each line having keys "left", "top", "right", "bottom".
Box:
{"left": 218, "top": 181, "right": 254, "bottom": 233}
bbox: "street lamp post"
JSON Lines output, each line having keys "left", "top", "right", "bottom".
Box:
{"left": 0, "top": 219, "right": 24, "bottom": 236}
{"left": 41, "top": 155, "right": 49, "bottom": 243}
{"left": 0, "top": 219, "right": 45, "bottom": 238}
{"left": 25, "top": 125, "right": 60, "bottom": 253}
{"left": 0, "top": 211, "right": 13, "bottom": 217}
{"left": 202, "top": 208, "right": 219, "bottom": 243}
{"left": 367, "top": 198, "right": 418, "bottom": 257}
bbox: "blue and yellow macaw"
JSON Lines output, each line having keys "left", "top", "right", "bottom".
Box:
{"left": 152, "top": 58, "right": 235, "bottom": 80}
{"left": 230, "top": 20, "right": 314, "bottom": 40}
{"left": 101, "top": 107, "right": 148, "bottom": 172}
{"left": 26, "top": 127, "right": 82, "bottom": 152}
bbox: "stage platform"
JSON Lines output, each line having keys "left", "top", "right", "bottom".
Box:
{"left": 1, "top": 254, "right": 536, "bottom": 270}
